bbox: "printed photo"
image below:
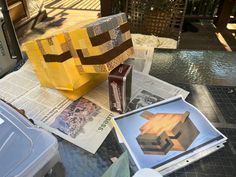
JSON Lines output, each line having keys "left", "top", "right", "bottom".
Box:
{"left": 114, "top": 97, "right": 226, "bottom": 169}
{"left": 127, "top": 90, "right": 163, "bottom": 111}
{"left": 136, "top": 111, "right": 199, "bottom": 155}
{"left": 51, "top": 98, "right": 101, "bottom": 138}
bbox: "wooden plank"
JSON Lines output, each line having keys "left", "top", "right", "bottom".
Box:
{"left": 50, "top": 0, "right": 66, "bottom": 8}
{"left": 60, "top": 0, "right": 76, "bottom": 8}
{"left": 84, "top": 0, "right": 98, "bottom": 10}
{"left": 75, "top": 0, "right": 91, "bottom": 9}
{"left": 216, "top": 0, "right": 236, "bottom": 29}
{"left": 93, "top": 0, "right": 100, "bottom": 10}
{"left": 79, "top": 0, "right": 92, "bottom": 9}
{"left": 8, "top": 1, "right": 27, "bottom": 23}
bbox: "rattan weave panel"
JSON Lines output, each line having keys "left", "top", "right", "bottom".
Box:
{"left": 126, "top": 0, "right": 187, "bottom": 41}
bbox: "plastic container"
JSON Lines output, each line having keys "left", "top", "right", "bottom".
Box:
{"left": 0, "top": 100, "right": 60, "bottom": 177}
{"left": 0, "top": 11, "right": 17, "bottom": 77}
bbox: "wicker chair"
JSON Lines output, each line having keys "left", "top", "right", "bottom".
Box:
{"left": 100, "top": 0, "right": 127, "bottom": 16}
{"left": 126, "top": 0, "right": 187, "bottom": 43}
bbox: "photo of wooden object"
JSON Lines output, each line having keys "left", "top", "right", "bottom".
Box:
{"left": 136, "top": 111, "right": 200, "bottom": 155}
{"left": 136, "top": 131, "right": 174, "bottom": 155}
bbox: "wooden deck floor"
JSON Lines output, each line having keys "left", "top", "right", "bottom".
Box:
{"left": 44, "top": 0, "right": 100, "bottom": 11}
{"left": 19, "top": 0, "right": 100, "bottom": 43}
{"left": 180, "top": 20, "right": 236, "bottom": 51}
{"left": 20, "top": 0, "right": 236, "bottom": 51}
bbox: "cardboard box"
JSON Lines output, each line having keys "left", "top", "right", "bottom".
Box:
{"left": 60, "top": 73, "right": 108, "bottom": 100}
{"left": 108, "top": 64, "right": 132, "bottom": 113}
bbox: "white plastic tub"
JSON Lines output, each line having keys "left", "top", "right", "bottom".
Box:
{"left": 0, "top": 100, "right": 60, "bottom": 177}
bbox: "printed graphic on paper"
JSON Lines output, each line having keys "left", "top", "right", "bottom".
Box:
{"left": 136, "top": 111, "right": 199, "bottom": 155}
{"left": 127, "top": 90, "right": 163, "bottom": 111}
{"left": 51, "top": 98, "right": 101, "bottom": 138}
{"left": 113, "top": 97, "right": 226, "bottom": 169}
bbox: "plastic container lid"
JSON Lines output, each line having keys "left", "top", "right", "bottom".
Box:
{"left": 0, "top": 100, "right": 59, "bottom": 177}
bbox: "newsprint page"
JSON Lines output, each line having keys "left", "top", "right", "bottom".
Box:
{"left": 0, "top": 62, "right": 189, "bottom": 153}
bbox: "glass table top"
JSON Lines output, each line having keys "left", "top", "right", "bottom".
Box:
{"left": 150, "top": 49, "right": 236, "bottom": 86}
{"left": 50, "top": 49, "right": 236, "bottom": 177}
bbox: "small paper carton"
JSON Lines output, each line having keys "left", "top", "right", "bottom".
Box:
{"left": 108, "top": 64, "right": 132, "bottom": 113}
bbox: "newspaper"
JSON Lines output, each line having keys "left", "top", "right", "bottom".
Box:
{"left": 85, "top": 71, "right": 189, "bottom": 113}
{"left": 0, "top": 62, "right": 188, "bottom": 154}
{"left": 0, "top": 62, "right": 113, "bottom": 154}
{"left": 0, "top": 62, "right": 39, "bottom": 103}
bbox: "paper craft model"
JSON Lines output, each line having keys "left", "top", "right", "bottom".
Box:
{"left": 136, "top": 111, "right": 200, "bottom": 155}
{"left": 67, "top": 13, "right": 133, "bottom": 73}
{"left": 23, "top": 13, "right": 133, "bottom": 100}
